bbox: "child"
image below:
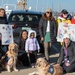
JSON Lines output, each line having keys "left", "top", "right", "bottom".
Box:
{"left": 25, "top": 30, "right": 40, "bottom": 68}
{"left": 17, "top": 30, "right": 30, "bottom": 67}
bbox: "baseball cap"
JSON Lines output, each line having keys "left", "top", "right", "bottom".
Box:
{"left": 61, "top": 9, "right": 68, "bottom": 14}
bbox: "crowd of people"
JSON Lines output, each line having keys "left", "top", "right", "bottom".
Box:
{"left": 0, "top": 7, "right": 75, "bottom": 74}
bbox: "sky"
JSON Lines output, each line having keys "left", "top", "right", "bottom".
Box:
{"left": 0, "top": 0, "right": 75, "bottom": 12}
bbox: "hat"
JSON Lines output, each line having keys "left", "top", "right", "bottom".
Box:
{"left": 63, "top": 34, "right": 70, "bottom": 39}
{"left": 28, "top": 30, "right": 36, "bottom": 38}
{"left": 46, "top": 8, "right": 52, "bottom": 12}
{"left": 61, "top": 9, "right": 68, "bottom": 14}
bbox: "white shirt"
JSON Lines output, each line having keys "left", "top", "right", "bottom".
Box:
{"left": 46, "top": 21, "right": 50, "bottom": 32}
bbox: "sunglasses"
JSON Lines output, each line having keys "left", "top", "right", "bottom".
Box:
{"left": 30, "top": 34, "right": 34, "bottom": 36}
{"left": 46, "top": 12, "right": 52, "bottom": 14}
{"left": 46, "top": 12, "right": 51, "bottom": 14}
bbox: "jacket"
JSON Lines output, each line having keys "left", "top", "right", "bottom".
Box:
{"left": 18, "top": 38, "right": 26, "bottom": 51}
{"left": 58, "top": 42, "right": 75, "bottom": 65}
{"left": 25, "top": 30, "right": 40, "bottom": 52}
{"left": 0, "top": 17, "right": 8, "bottom": 24}
{"left": 39, "top": 17, "right": 57, "bottom": 42}
{"left": 57, "top": 16, "right": 71, "bottom": 26}
{"left": 71, "top": 18, "right": 75, "bottom": 24}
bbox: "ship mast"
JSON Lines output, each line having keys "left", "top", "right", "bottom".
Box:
{"left": 17, "top": 0, "right": 27, "bottom": 10}
{"left": 23, "top": 0, "right": 27, "bottom": 10}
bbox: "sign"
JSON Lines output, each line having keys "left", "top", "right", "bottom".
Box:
{"left": 57, "top": 23, "right": 75, "bottom": 42}
{"left": 0, "top": 24, "right": 13, "bottom": 45}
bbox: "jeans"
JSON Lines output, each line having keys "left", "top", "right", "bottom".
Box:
{"left": 44, "top": 42, "right": 51, "bottom": 62}
{"left": 0, "top": 40, "right": 7, "bottom": 58}
{"left": 63, "top": 63, "right": 75, "bottom": 73}
{"left": 29, "top": 51, "right": 37, "bottom": 64}
{"left": 2, "top": 45, "right": 8, "bottom": 52}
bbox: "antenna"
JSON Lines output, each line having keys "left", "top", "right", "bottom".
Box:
{"left": 36, "top": 0, "right": 38, "bottom": 11}
{"left": 52, "top": 2, "right": 53, "bottom": 12}
{"left": 2, "top": 0, "right": 3, "bottom": 7}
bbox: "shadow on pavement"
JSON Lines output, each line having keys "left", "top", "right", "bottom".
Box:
{"left": 50, "top": 57, "right": 59, "bottom": 63}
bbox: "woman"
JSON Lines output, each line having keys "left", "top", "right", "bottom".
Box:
{"left": 17, "top": 30, "right": 30, "bottom": 67}
{"left": 39, "top": 8, "right": 56, "bottom": 62}
{"left": 0, "top": 8, "right": 8, "bottom": 71}
{"left": 18, "top": 30, "right": 28, "bottom": 51}
{"left": 0, "top": 8, "right": 8, "bottom": 57}
{"left": 58, "top": 34, "right": 75, "bottom": 73}
{"left": 57, "top": 9, "right": 71, "bottom": 24}
{"left": 0, "top": 8, "right": 8, "bottom": 24}
{"left": 57, "top": 9, "right": 71, "bottom": 45}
